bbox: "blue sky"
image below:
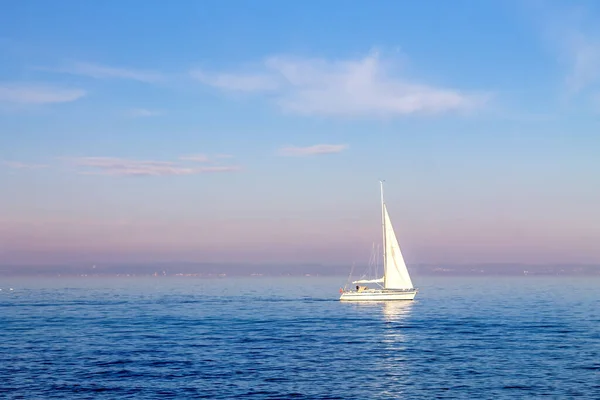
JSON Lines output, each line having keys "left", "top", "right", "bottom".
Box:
{"left": 1, "top": 0, "right": 599, "bottom": 265}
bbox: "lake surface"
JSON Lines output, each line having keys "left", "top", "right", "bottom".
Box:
{"left": 1, "top": 276, "right": 599, "bottom": 399}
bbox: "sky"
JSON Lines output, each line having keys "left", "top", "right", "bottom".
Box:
{"left": 1, "top": 0, "right": 599, "bottom": 266}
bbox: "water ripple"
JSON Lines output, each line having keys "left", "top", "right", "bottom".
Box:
{"left": 1, "top": 276, "right": 599, "bottom": 399}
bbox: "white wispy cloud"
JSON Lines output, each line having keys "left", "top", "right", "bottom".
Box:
{"left": 533, "top": 3, "right": 600, "bottom": 95}
{"left": 70, "top": 156, "right": 239, "bottom": 176}
{"left": 127, "top": 108, "right": 162, "bottom": 118}
{"left": 278, "top": 144, "right": 348, "bottom": 156}
{"left": 42, "top": 62, "right": 164, "bottom": 83}
{"left": 195, "top": 166, "right": 241, "bottom": 173}
{"left": 190, "top": 70, "right": 279, "bottom": 91}
{"left": 190, "top": 51, "right": 487, "bottom": 117}
{"left": 565, "top": 36, "right": 600, "bottom": 94}
{"left": 179, "top": 154, "right": 210, "bottom": 162}
{"left": 0, "top": 84, "right": 85, "bottom": 104}
{"left": 3, "top": 161, "right": 48, "bottom": 170}
{"left": 179, "top": 153, "right": 235, "bottom": 162}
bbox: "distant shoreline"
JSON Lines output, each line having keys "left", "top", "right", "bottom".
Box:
{"left": 1, "top": 263, "right": 599, "bottom": 278}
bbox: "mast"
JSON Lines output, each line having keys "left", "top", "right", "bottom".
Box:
{"left": 380, "top": 180, "right": 386, "bottom": 288}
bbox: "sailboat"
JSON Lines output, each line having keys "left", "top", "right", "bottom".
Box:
{"left": 339, "top": 181, "right": 417, "bottom": 301}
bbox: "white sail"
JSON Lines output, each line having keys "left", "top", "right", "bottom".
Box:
{"left": 383, "top": 204, "right": 413, "bottom": 289}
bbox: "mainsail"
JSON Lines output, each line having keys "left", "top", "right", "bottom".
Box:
{"left": 383, "top": 204, "right": 413, "bottom": 289}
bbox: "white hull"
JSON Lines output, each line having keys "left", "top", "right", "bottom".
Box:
{"left": 340, "top": 289, "right": 417, "bottom": 302}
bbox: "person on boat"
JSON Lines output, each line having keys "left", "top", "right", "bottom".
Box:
{"left": 356, "top": 285, "right": 359, "bottom": 291}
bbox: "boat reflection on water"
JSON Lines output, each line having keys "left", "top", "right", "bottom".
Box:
{"left": 381, "top": 300, "right": 414, "bottom": 323}
{"left": 382, "top": 301, "right": 414, "bottom": 397}
{"left": 349, "top": 300, "right": 414, "bottom": 323}
{"left": 382, "top": 301, "right": 413, "bottom": 350}
{"left": 348, "top": 300, "right": 414, "bottom": 395}
{"left": 383, "top": 302, "right": 413, "bottom": 345}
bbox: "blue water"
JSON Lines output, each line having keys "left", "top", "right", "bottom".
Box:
{"left": 1, "top": 276, "right": 599, "bottom": 399}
